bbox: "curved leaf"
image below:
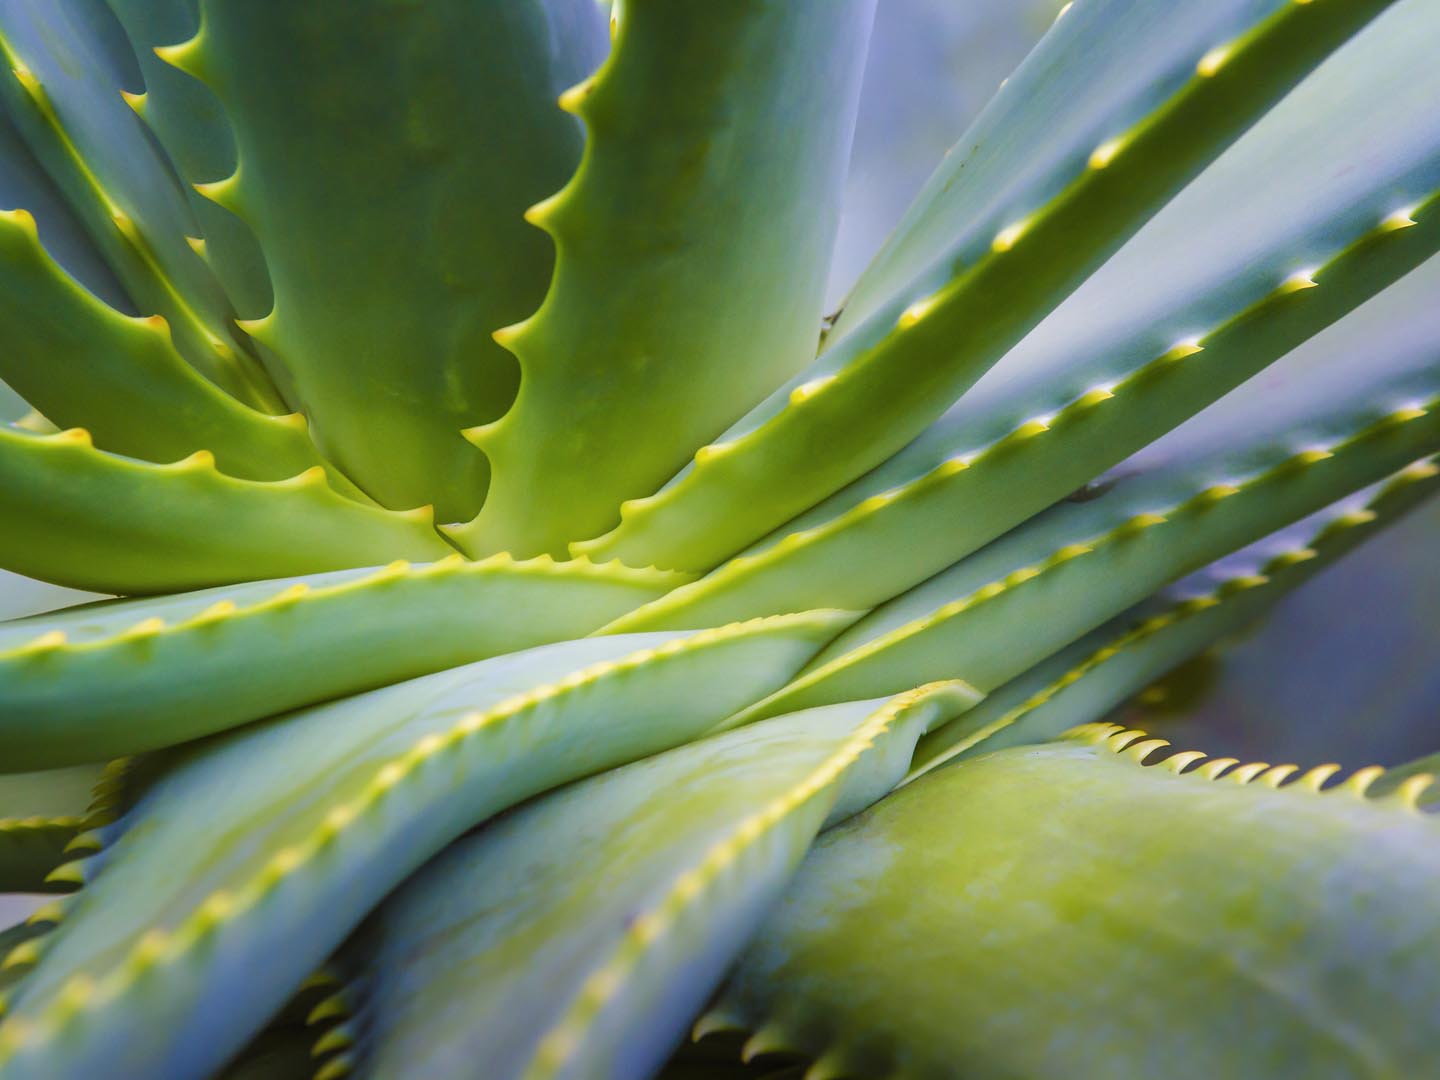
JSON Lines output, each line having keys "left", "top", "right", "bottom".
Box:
{"left": 0, "top": 84, "right": 127, "bottom": 310}
{"left": 612, "top": 2, "right": 1440, "bottom": 627}
{"left": 347, "top": 684, "right": 974, "bottom": 1080}
{"left": 576, "top": 0, "right": 1397, "bottom": 573}
{"left": 0, "top": 0, "right": 281, "bottom": 410}
{"left": 0, "top": 425, "right": 450, "bottom": 594}
{"left": 169, "top": 0, "right": 608, "bottom": 521}
{"left": 0, "top": 764, "right": 105, "bottom": 893}
{"left": 0, "top": 612, "right": 850, "bottom": 1080}
{"left": 0, "top": 554, "right": 684, "bottom": 769}
{"left": 452, "top": 0, "right": 876, "bottom": 557}
{"left": 0, "top": 207, "right": 329, "bottom": 479}
{"left": 711, "top": 728, "right": 1440, "bottom": 1079}
{"left": 104, "top": 0, "right": 273, "bottom": 321}
{"left": 733, "top": 270, "right": 1440, "bottom": 720}
{"left": 910, "top": 456, "right": 1440, "bottom": 776}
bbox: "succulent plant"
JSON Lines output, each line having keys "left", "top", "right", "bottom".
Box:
{"left": 1, "top": 0, "right": 1438, "bottom": 1077}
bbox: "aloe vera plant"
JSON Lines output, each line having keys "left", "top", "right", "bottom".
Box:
{"left": 1, "top": 0, "right": 1439, "bottom": 1076}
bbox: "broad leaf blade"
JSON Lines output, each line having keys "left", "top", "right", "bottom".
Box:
{"left": 578, "top": 0, "right": 1398, "bottom": 573}
{"left": 347, "top": 686, "right": 974, "bottom": 1080}
{"left": 0, "top": 425, "right": 450, "bottom": 594}
{"left": 452, "top": 0, "right": 876, "bottom": 558}
{"left": 711, "top": 731, "right": 1440, "bottom": 1079}
{"left": 0, "top": 556, "right": 684, "bottom": 769}
{"left": 178, "top": 0, "right": 607, "bottom": 521}
{"left": 0, "top": 614, "right": 850, "bottom": 1080}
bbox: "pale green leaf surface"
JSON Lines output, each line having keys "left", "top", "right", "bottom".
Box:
{"left": 0, "top": 614, "right": 850, "bottom": 1080}
{"left": 735, "top": 299, "right": 1440, "bottom": 720}
{"left": 577, "top": 0, "right": 1395, "bottom": 574}
{"left": 0, "top": 424, "right": 450, "bottom": 594}
{"left": 909, "top": 459, "right": 1440, "bottom": 777}
{"left": 0, "top": 555, "right": 684, "bottom": 769}
{"left": 349, "top": 685, "right": 975, "bottom": 1080}
{"left": 455, "top": 0, "right": 876, "bottom": 558}
{"left": 180, "top": 0, "right": 607, "bottom": 521}
{"left": 612, "top": 2, "right": 1440, "bottom": 629}
{"left": 712, "top": 732, "right": 1440, "bottom": 1079}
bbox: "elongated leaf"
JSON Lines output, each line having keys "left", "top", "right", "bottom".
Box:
{"left": 0, "top": 555, "right": 684, "bottom": 769}
{"left": 346, "top": 685, "right": 974, "bottom": 1080}
{"left": 734, "top": 314, "right": 1440, "bottom": 719}
{"left": 0, "top": 613, "right": 850, "bottom": 1080}
{"left": 0, "top": 85, "right": 127, "bottom": 310}
{"left": 709, "top": 729, "right": 1440, "bottom": 1079}
{"left": 0, "top": 0, "right": 281, "bottom": 410}
{"left": 0, "top": 207, "right": 331, "bottom": 479}
{"left": 451, "top": 0, "right": 876, "bottom": 557}
{"left": 576, "top": 0, "right": 1396, "bottom": 573}
{"left": 166, "top": 0, "right": 608, "bottom": 521}
{"left": 0, "top": 425, "right": 450, "bottom": 594}
{"left": 104, "top": 0, "right": 273, "bottom": 320}
{"left": 613, "top": 3, "right": 1440, "bottom": 628}
{"left": 910, "top": 458, "right": 1440, "bottom": 776}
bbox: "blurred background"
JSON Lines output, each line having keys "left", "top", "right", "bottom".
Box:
{"left": 4, "top": 0, "right": 1438, "bottom": 922}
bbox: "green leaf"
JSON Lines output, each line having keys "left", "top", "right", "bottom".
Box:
{"left": 0, "top": 765, "right": 102, "bottom": 820}
{"left": 910, "top": 456, "right": 1440, "bottom": 776}
{"left": 0, "top": 208, "right": 331, "bottom": 480}
{"left": 346, "top": 684, "right": 974, "bottom": 1080}
{"left": 0, "top": 425, "right": 451, "bottom": 594}
{"left": 576, "top": 0, "right": 1398, "bottom": 574}
{"left": 0, "top": 554, "right": 685, "bottom": 769}
{"left": 0, "top": 613, "right": 850, "bottom": 1080}
{"left": 0, "top": 0, "right": 282, "bottom": 411}
{"left": 0, "top": 87, "right": 128, "bottom": 311}
{"left": 710, "top": 728, "right": 1440, "bottom": 1079}
{"left": 733, "top": 305, "right": 1440, "bottom": 720}
{"left": 611, "top": 1, "right": 1440, "bottom": 628}
{"left": 170, "top": 0, "right": 608, "bottom": 521}
{"left": 0, "top": 820, "right": 79, "bottom": 895}
{"left": 104, "top": 0, "right": 273, "bottom": 321}
{"left": 450, "top": 0, "right": 876, "bottom": 557}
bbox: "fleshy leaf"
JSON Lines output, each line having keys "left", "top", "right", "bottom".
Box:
{"left": 0, "top": 613, "right": 850, "bottom": 1080}
{"left": 0, "top": 0, "right": 281, "bottom": 410}
{"left": 451, "top": 0, "right": 876, "bottom": 558}
{"left": 175, "top": 0, "right": 609, "bottom": 521}
{"left": 0, "top": 764, "right": 106, "bottom": 893}
{"left": 104, "top": 0, "right": 273, "bottom": 320}
{"left": 910, "top": 456, "right": 1440, "bottom": 776}
{"left": 0, "top": 425, "right": 450, "bottom": 594}
{"left": 0, "top": 554, "right": 685, "bottom": 769}
{"left": 345, "top": 684, "right": 974, "bottom": 1080}
{"left": 610, "top": 2, "right": 1440, "bottom": 628}
{"left": 576, "top": 0, "right": 1397, "bottom": 573}
{"left": 0, "top": 206, "right": 330, "bottom": 479}
{"left": 711, "top": 730, "right": 1440, "bottom": 1079}
{"left": 734, "top": 312, "right": 1440, "bottom": 720}
{"left": 0, "top": 86, "right": 127, "bottom": 310}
